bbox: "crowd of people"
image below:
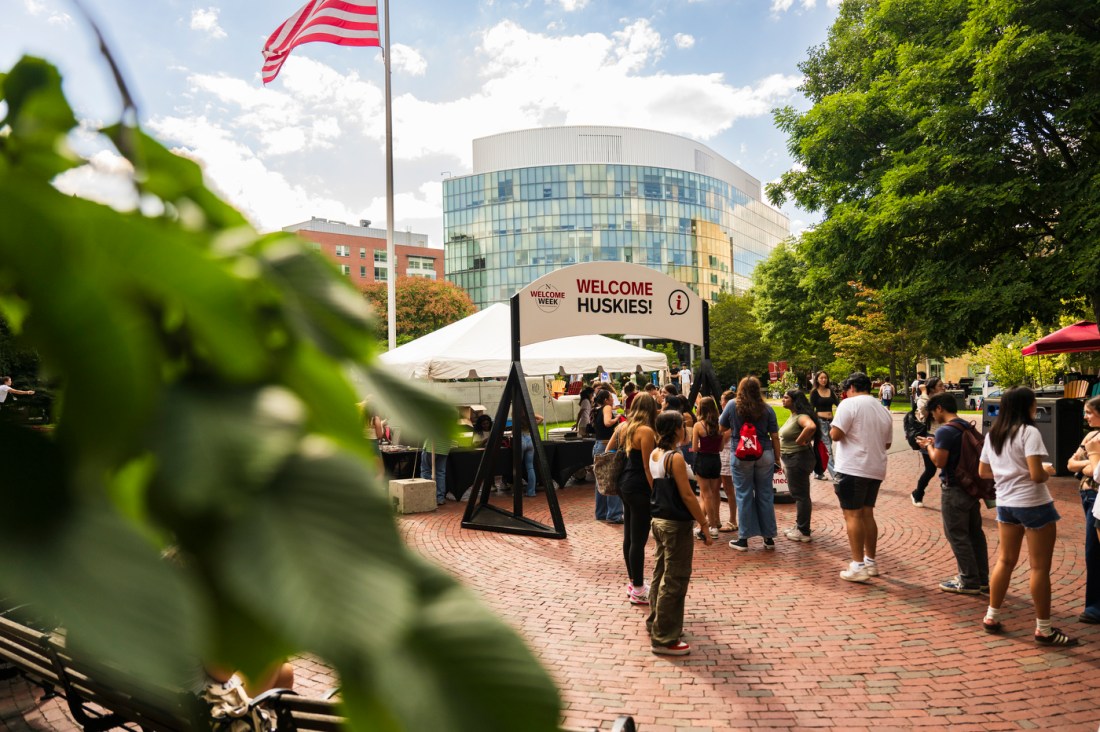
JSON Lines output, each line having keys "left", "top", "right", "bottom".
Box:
{"left": 586, "top": 371, "right": 1091, "bottom": 655}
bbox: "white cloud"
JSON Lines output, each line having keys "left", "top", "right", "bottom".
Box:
{"left": 23, "top": 0, "right": 72, "bottom": 26}
{"left": 142, "top": 18, "right": 801, "bottom": 240}
{"left": 772, "top": 0, "right": 842, "bottom": 13}
{"left": 673, "top": 33, "right": 695, "bottom": 50}
{"left": 391, "top": 44, "right": 427, "bottom": 76}
{"left": 190, "top": 7, "right": 226, "bottom": 39}
{"left": 551, "top": 0, "right": 589, "bottom": 11}
{"left": 53, "top": 148, "right": 139, "bottom": 212}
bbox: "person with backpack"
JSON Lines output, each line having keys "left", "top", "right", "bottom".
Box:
{"left": 879, "top": 377, "right": 894, "bottom": 409}
{"left": 978, "top": 387, "right": 1077, "bottom": 646}
{"left": 921, "top": 392, "right": 990, "bottom": 595}
{"left": 719, "top": 376, "right": 780, "bottom": 551}
{"left": 909, "top": 377, "right": 946, "bottom": 507}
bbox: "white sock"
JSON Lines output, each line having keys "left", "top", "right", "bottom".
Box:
{"left": 985, "top": 606, "right": 1000, "bottom": 622}
{"left": 850, "top": 561, "right": 864, "bottom": 571}
{"left": 1036, "top": 618, "right": 1052, "bottom": 636}
{"left": 863, "top": 556, "right": 876, "bottom": 565}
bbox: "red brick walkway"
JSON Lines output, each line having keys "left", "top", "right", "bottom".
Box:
{"left": 399, "top": 448, "right": 1100, "bottom": 732}
{"left": 3, "top": 448, "right": 1098, "bottom": 731}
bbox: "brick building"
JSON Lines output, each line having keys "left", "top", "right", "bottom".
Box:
{"left": 283, "top": 217, "right": 442, "bottom": 288}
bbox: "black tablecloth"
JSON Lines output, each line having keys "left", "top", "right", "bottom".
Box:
{"left": 445, "top": 439, "right": 595, "bottom": 499}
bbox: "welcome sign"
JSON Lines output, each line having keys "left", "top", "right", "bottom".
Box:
{"left": 515, "top": 262, "right": 705, "bottom": 346}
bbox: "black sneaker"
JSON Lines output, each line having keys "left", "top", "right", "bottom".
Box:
{"left": 763, "top": 538, "right": 775, "bottom": 550}
{"left": 728, "top": 538, "right": 749, "bottom": 551}
{"left": 1035, "top": 628, "right": 1078, "bottom": 646}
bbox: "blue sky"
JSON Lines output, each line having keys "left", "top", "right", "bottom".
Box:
{"left": 4, "top": 0, "right": 840, "bottom": 244}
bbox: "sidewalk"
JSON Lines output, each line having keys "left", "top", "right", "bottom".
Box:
{"left": 2, "top": 447, "right": 1097, "bottom": 731}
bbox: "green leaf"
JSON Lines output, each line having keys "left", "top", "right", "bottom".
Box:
{"left": 354, "top": 362, "right": 459, "bottom": 447}
{"left": 1, "top": 56, "right": 80, "bottom": 179}
{"left": 215, "top": 443, "right": 412, "bottom": 664}
{"left": 103, "top": 123, "right": 248, "bottom": 231}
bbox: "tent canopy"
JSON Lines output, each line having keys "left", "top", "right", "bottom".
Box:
{"left": 1021, "top": 321, "right": 1100, "bottom": 356}
{"left": 378, "top": 303, "right": 669, "bottom": 379}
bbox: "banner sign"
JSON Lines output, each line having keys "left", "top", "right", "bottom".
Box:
{"left": 515, "top": 262, "right": 704, "bottom": 347}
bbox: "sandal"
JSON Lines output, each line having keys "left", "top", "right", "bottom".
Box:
{"left": 1035, "top": 627, "right": 1078, "bottom": 646}
{"left": 718, "top": 522, "right": 738, "bottom": 533}
{"left": 982, "top": 618, "right": 1003, "bottom": 634}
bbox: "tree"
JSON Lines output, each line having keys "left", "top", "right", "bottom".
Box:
{"left": 768, "top": 0, "right": 1100, "bottom": 351}
{"left": 0, "top": 53, "right": 559, "bottom": 731}
{"left": 749, "top": 240, "right": 836, "bottom": 372}
{"left": 823, "top": 283, "right": 937, "bottom": 379}
{"left": 709, "top": 291, "right": 773, "bottom": 389}
{"left": 362, "top": 276, "right": 476, "bottom": 345}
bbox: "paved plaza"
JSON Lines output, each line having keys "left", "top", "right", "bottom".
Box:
{"left": 3, "top": 414, "right": 1099, "bottom": 731}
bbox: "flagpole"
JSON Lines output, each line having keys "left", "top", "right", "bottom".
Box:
{"left": 383, "top": 0, "right": 396, "bottom": 350}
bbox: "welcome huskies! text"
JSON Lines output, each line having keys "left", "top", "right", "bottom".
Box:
{"left": 576, "top": 279, "right": 654, "bottom": 315}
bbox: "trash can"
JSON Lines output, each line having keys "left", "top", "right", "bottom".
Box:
{"left": 983, "top": 397, "right": 1082, "bottom": 476}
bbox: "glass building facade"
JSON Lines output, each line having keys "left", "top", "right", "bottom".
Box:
{"left": 443, "top": 127, "right": 789, "bottom": 310}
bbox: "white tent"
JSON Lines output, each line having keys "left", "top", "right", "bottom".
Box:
{"left": 378, "top": 303, "right": 668, "bottom": 379}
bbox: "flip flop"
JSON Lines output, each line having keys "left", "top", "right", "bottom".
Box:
{"left": 718, "top": 522, "right": 738, "bottom": 533}
{"left": 982, "top": 618, "right": 1003, "bottom": 634}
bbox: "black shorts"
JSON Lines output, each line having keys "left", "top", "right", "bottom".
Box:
{"left": 694, "top": 452, "right": 721, "bottom": 479}
{"left": 834, "top": 472, "right": 881, "bottom": 510}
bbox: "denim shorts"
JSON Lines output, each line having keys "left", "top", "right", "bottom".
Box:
{"left": 834, "top": 472, "right": 881, "bottom": 510}
{"left": 996, "top": 502, "right": 1061, "bottom": 530}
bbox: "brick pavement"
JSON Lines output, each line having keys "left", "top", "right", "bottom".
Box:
{"left": 3, "top": 435, "right": 1098, "bottom": 731}
{"left": 394, "top": 443, "right": 1100, "bottom": 732}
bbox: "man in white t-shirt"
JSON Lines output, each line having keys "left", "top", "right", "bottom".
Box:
{"left": 0, "top": 376, "right": 34, "bottom": 406}
{"left": 830, "top": 372, "right": 893, "bottom": 583}
{"left": 678, "top": 363, "right": 692, "bottom": 393}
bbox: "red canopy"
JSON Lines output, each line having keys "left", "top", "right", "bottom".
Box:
{"left": 1021, "top": 321, "right": 1100, "bottom": 356}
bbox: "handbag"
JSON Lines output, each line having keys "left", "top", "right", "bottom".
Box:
{"left": 593, "top": 449, "right": 625, "bottom": 496}
{"left": 650, "top": 452, "right": 693, "bottom": 521}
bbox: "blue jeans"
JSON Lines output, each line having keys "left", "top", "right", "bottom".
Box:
{"left": 732, "top": 449, "right": 777, "bottom": 540}
{"left": 1082, "top": 490, "right": 1100, "bottom": 619}
{"left": 420, "top": 450, "right": 447, "bottom": 502}
{"left": 593, "top": 439, "right": 623, "bottom": 521}
{"left": 521, "top": 434, "right": 537, "bottom": 497}
{"left": 818, "top": 419, "right": 835, "bottom": 476}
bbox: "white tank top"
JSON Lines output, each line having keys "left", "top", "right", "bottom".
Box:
{"left": 649, "top": 448, "right": 675, "bottom": 480}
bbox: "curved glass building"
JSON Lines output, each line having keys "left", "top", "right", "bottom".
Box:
{"left": 443, "top": 126, "right": 790, "bottom": 310}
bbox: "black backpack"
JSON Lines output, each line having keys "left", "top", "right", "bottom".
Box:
{"left": 941, "top": 420, "right": 996, "bottom": 500}
{"left": 903, "top": 408, "right": 929, "bottom": 450}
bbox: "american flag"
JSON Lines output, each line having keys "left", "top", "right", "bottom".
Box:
{"left": 262, "top": 0, "right": 381, "bottom": 84}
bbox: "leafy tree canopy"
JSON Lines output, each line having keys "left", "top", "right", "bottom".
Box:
{"left": 709, "top": 291, "right": 773, "bottom": 389}
{"left": 362, "top": 276, "right": 476, "bottom": 346}
{"left": 750, "top": 240, "right": 838, "bottom": 371}
{"left": 769, "top": 0, "right": 1100, "bottom": 350}
{"left": 823, "top": 282, "right": 939, "bottom": 376}
{"left": 0, "top": 54, "right": 560, "bottom": 731}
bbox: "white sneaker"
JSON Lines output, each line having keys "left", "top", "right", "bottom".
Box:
{"left": 785, "top": 528, "right": 811, "bottom": 542}
{"left": 863, "top": 559, "right": 879, "bottom": 576}
{"left": 709, "top": 527, "right": 719, "bottom": 539}
{"left": 840, "top": 563, "right": 871, "bottom": 583}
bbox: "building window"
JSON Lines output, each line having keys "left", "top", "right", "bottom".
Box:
{"left": 360, "top": 266, "right": 367, "bottom": 278}
{"left": 335, "top": 245, "right": 351, "bottom": 257}
{"left": 407, "top": 255, "right": 435, "bottom": 271}
{"left": 375, "top": 267, "right": 388, "bottom": 281}
{"left": 341, "top": 265, "right": 350, "bottom": 275}
{"left": 359, "top": 248, "right": 367, "bottom": 259}
{"left": 374, "top": 250, "right": 388, "bottom": 263}
{"left": 309, "top": 242, "right": 321, "bottom": 252}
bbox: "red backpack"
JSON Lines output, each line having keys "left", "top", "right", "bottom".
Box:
{"left": 734, "top": 422, "right": 763, "bottom": 461}
{"left": 942, "top": 420, "right": 996, "bottom": 500}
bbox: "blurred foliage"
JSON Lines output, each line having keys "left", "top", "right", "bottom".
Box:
{"left": 0, "top": 55, "right": 560, "bottom": 731}
{"left": 362, "top": 276, "right": 476, "bottom": 347}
